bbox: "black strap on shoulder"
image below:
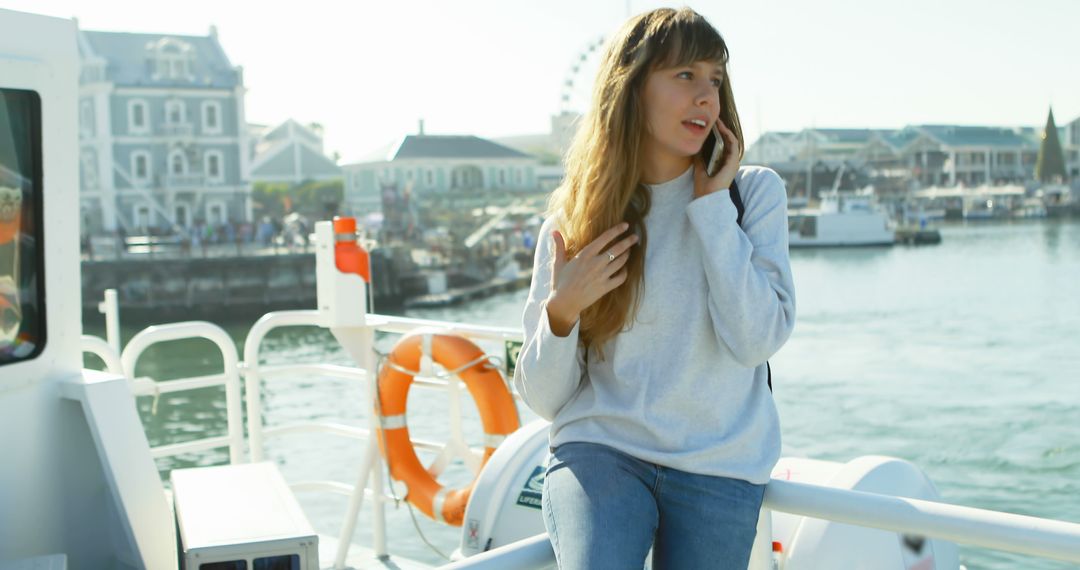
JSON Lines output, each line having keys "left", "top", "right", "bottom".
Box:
{"left": 729, "top": 179, "right": 745, "bottom": 227}
{"left": 729, "top": 179, "right": 772, "bottom": 393}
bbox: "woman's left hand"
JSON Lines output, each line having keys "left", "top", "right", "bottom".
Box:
{"left": 693, "top": 119, "right": 741, "bottom": 200}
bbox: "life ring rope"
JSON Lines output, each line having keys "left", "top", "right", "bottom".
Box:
{"left": 381, "top": 352, "right": 504, "bottom": 380}
{"left": 372, "top": 330, "right": 520, "bottom": 527}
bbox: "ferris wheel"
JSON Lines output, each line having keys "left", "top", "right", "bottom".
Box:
{"left": 558, "top": 36, "right": 607, "bottom": 117}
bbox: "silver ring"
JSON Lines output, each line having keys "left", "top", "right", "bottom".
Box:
{"left": 608, "top": 252, "right": 616, "bottom": 262}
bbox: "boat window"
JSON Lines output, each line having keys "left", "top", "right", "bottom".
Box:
{"left": 253, "top": 555, "right": 299, "bottom": 570}
{"left": 199, "top": 562, "right": 246, "bottom": 570}
{"left": 0, "top": 88, "right": 46, "bottom": 366}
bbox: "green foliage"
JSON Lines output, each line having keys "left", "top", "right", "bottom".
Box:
{"left": 528, "top": 147, "right": 562, "bottom": 166}
{"left": 252, "top": 179, "right": 344, "bottom": 218}
{"left": 1035, "top": 109, "right": 1067, "bottom": 183}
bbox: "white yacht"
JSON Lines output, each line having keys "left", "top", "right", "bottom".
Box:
{"left": 788, "top": 188, "right": 896, "bottom": 248}
{"left": 2, "top": 9, "right": 1079, "bottom": 570}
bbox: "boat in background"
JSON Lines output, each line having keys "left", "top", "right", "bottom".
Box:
{"left": 788, "top": 187, "right": 896, "bottom": 247}
{"left": 1014, "top": 197, "right": 1049, "bottom": 219}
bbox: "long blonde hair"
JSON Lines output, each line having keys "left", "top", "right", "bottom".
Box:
{"left": 548, "top": 7, "right": 744, "bottom": 356}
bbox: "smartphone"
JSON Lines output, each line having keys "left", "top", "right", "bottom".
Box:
{"left": 699, "top": 123, "right": 724, "bottom": 177}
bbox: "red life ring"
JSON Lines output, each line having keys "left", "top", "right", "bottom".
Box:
{"left": 375, "top": 331, "right": 520, "bottom": 526}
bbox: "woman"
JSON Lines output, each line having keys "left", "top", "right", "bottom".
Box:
{"left": 513, "top": 7, "right": 796, "bottom": 569}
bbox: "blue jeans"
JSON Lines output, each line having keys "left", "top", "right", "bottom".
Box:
{"left": 542, "top": 442, "right": 765, "bottom": 570}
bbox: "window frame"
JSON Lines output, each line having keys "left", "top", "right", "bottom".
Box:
{"left": 132, "top": 203, "right": 154, "bottom": 230}
{"left": 201, "top": 100, "right": 222, "bottom": 135}
{"left": 79, "top": 99, "right": 94, "bottom": 138}
{"left": 164, "top": 99, "right": 186, "bottom": 126}
{"left": 204, "top": 150, "right": 224, "bottom": 183}
{"left": 168, "top": 149, "right": 188, "bottom": 176}
{"left": 205, "top": 199, "right": 227, "bottom": 226}
{"left": 128, "top": 99, "right": 149, "bottom": 135}
{"left": 130, "top": 150, "right": 152, "bottom": 183}
{"left": 0, "top": 88, "right": 48, "bottom": 367}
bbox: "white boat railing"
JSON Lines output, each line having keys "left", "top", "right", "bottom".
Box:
{"left": 80, "top": 291, "right": 1080, "bottom": 570}
{"left": 122, "top": 321, "right": 246, "bottom": 464}
{"left": 240, "top": 309, "right": 524, "bottom": 568}
{"left": 80, "top": 291, "right": 526, "bottom": 568}
{"left": 763, "top": 479, "right": 1080, "bottom": 564}
{"left": 441, "top": 478, "right": 1080, "bottom": 569}
{"left": 81, "top": 318, "right": 246, "bottom": 464}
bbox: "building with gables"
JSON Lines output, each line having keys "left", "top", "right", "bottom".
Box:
{"left": 77, "top": 24, "right": 250, "bottom": 235}
{"left": 248, "top": 119, "right": 341, "bottom": 184}
{"left": 342, "top": 129, "right": 541, "bottom": 218}
{"left": 746, "top": 114, "right": 1080, "bottom": 197}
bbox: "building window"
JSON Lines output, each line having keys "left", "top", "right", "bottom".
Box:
{"left": 79, "top": 100, "right": 94, "bottom": 137}
{"left": 516, "top": 168, "right": 524, "bottom": 185}
{"left": 128, "top": 100, "right": 149, "bottom": 134}
{"left": 169, "top": 150, "right": 187, "bottom": 175}
{"left": 425, "top": 169, "right": 434, "bottom": 187}
{"left": 165, "top": 100, "right": 185, "bottom": 125}
{"left": 204, "top": 151, "right": 224, "bottom": 183}
{"left": 133, "top": 204, "right": 153, "bottom": 231}
{"left": 0, "top": 88, "right": 47, "bottom": 368}
{"left": 131, "top": 151, "right": 152, "bottom": 182}
{"left": 174, "top": 204, "right": 191, "bottom": 228}
{"left": 206, "top": 201, "right": 227, "bottom": 226}
{"left": 202, "top": 101, "right": 222, "bottom": 134}
{"left": 150, "top": 37, "right": 194, "bottom": 81}
{"left": 498, "top": 169, "right": 506, "bottom": 186}
{"left": 81, "top": 151, "right": 98, "bottom": 190}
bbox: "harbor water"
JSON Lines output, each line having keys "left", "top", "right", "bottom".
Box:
{"left": 84, "top": 219, "right": 1080, "bottom": 570}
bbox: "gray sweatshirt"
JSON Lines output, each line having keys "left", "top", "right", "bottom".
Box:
{"left": 513, "top": 165, "right": 796, "bottom": 484}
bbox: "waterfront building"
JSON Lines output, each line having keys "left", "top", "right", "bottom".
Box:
{"left": 342, "top": 125, "right": 542, "bottom": 219}
{"left": 1059, "top": 115, "right": 1080, "bottom": 179}
{"left": 900, "top": 125, "right": 1041, "bottom": 187}
{"left": 77, "top": 24, "right": 251, "bottom": 235}
{"left": 248, "top": 119, "right": 342, "bottom": 184}
{"left": 747, "top": 117, "right": 1080, "bottom": 194}
{"left": 743, "top": 131, "right": 801, "bottom": 164}
{"left": 747, "top": 129, "right": 884, "bottom": 198}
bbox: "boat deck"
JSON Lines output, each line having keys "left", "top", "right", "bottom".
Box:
{"left": 318, "top": 534, "right": 434, "bottom": 570}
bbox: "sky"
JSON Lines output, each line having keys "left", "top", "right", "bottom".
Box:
{"left": 5, "top": 0, "right": 1079, "bottom": 161}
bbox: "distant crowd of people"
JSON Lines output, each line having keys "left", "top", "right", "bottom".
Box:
{"left": 80, "top": 215, "right": 313, "bottom": 260}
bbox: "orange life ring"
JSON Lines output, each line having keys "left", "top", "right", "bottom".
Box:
{"left": 375, "top": 330, "right": 520, "bottom": 526}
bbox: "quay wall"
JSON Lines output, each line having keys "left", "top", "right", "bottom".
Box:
{"left": 80, "top": 250, "right": 405, "bottom": 322}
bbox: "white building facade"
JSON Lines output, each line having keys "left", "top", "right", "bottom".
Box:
{"left": 77, "top": 25, "right": 251, "bottom": 235}
{"left": 342, "top": 134, "right": 540, "bottom": 218}
{"left": 746, "top": 121, "right": 1080, "bottom": 191}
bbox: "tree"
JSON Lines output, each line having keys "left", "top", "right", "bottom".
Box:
{"left": 1035, "top": 107, "right": 1067, "bottom": 184}
{"left": 251, "top": 179, "right": 343, "bottom": 219}
{"left": 252, "top": 181, "right": 291, "bottom": 218}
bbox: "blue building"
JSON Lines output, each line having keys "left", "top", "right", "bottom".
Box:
{"left": 77, "top": 24, "right": 251, "bottom": 235}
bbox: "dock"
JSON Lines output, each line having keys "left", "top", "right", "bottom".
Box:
{"left": 404, "top": 269, "right": 533, "bottom": 309}
{"left": 895, "top": 226, "right": 942, "bottom": 245}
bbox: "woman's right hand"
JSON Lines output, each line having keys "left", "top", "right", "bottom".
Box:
{"left": 546, "top": 222, "right": 639, "bottom": 336}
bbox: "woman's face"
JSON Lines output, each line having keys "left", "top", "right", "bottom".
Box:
{"left": 640, "top": 60, "right": 724, "bottom": 167}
